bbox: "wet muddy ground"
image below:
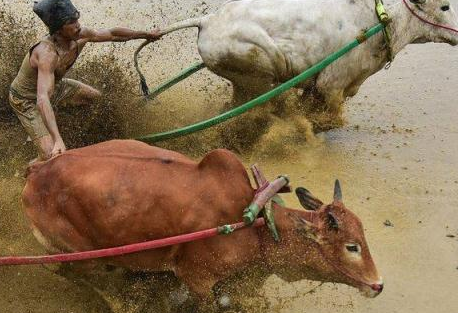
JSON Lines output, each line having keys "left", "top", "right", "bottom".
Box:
{"left": 1, "top": 0, "right": 458, "bottom": 312}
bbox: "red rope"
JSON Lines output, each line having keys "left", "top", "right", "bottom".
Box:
{"left": 0, "top": 218, "right": 266, "bottom": 266}
{"left": 402, "top": 0, "right": 458, "bottom": 33}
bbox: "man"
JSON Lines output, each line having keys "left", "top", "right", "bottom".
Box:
{"left": 9, "top": 0, "right": 161, "bottom": 162}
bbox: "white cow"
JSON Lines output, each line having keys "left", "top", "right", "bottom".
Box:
{"left": 148, "top": 0, "right": 458, "bottom": 131}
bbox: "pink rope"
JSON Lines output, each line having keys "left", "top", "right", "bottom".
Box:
{"left": 254, "top": 181, "right": 270, "bottom": 195}
{"left": 0, "top": 218, "right": 266, "bottom": 266}
{"left": 403, "top": 0, "right": 458, "bottom": 33}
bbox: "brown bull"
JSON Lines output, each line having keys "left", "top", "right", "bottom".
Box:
{"left": 22, "top": 140, "right": 383, "bottom": 309}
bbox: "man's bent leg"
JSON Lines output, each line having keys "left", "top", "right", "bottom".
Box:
{"left": 54, "top": 78, "right": 102, "bottom": 107}
{"left": 9, "top": 92, "right": 55, "bottom": 162}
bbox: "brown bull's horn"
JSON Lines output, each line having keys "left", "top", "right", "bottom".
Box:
{"left": 334, "top": 180, "right": 343, "bottom": 202}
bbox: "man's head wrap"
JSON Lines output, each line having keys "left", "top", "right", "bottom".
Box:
{"left": 33, "top": 0, "right": 80, "bottom": 35}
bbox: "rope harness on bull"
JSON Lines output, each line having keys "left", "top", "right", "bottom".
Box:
{"left": 375, "top": 0, "right": 394, "bottom": 68}
{"left": 0, "top": 166, "right": 289, "bottom": 266}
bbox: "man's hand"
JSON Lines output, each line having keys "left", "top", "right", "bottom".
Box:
{"left": 145, "top": 29, "right": 162, "bottom": 41}
{"left": 51, "top": 139, "right": 66, "bottom": 158}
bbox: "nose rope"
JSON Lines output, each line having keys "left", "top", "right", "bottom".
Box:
{"left": 403, "top": 0, "right": 458, "bottom": 33}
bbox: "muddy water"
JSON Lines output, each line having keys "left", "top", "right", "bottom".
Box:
{"left": 1, "top": 0, "right": 458, "bottom": 312}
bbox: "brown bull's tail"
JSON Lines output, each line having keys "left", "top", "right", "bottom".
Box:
{"left": 134, "top": 17, "right": 205, "bottom": 96}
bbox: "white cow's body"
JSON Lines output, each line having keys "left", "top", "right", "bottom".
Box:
{"left": 149, "top": 0, "right": 458, "bottom": 131}
{"left": 199, "top": 0, "right": 384, "bottom": 103}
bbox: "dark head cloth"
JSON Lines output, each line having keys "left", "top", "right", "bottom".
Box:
{"left": 33, "top": 0, "right": 80, "bottom": 35}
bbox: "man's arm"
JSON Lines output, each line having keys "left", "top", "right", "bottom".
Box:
{"left": 33, "top": 45, "right": 66, "bottom": 156}
{"left": 78, "top": 27, "right": 161, "bottom": 44}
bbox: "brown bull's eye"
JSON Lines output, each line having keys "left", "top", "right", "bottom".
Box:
{"left": 441, "top": 5, "right": 450, "bottom": 11}
{"left": 346, "top": 244, "right": 360, "bottom": 253}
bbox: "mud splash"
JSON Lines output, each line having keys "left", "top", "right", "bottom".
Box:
{"left": 0, "top": 4, "right": 38, "bottom": 122}
{"left": 60, "top": 54, "right": 150, "bottom": 148}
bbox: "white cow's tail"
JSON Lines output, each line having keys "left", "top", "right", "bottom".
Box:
{"left": 158, "top": 17, "right": 203, "bottom": 36}
{"left": 134, "top": 17, "right": 204, "bottom": 96}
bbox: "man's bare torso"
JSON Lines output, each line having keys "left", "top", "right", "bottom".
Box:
{"left": 30, "top": 36, "right": 85, "bottom": 79}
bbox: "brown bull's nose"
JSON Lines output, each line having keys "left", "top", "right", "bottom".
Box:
{"left": 371, "top": 283, "right": 384, "bottom": 293}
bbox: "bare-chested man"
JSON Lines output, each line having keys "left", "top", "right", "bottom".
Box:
{"left": 9, "top": 0, "right": 161, "bottom": 162}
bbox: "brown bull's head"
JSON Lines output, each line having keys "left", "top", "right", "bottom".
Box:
{"left": 274, "top": 180, "right": 383, "bottom": 298}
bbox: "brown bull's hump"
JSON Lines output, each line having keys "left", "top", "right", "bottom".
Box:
{"left": 65, "top": 139, "right": 192, "bottom": 161}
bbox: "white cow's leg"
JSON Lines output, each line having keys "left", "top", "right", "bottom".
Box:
{"left": 345, "top": 77, "right": 365, "bottom": 98}
{"left": 219, "top": 78, "right": 280, "bottom": 152}
{"left": 233, "top": 27, "right": 290, "bottom": 82}
{"left": 319, "top": 89, "right": 345, "bottom": 129}
{"left": 324, "top": 89, "right": 344, "bottom": 116}
{"left": 301, "top": 85, "right": 346, "bottom": 131}
{"left": 232, "top": 83, "right": 254, "bottom": 106}
{"left": 200, "top": 22, "right": 288, "bottom": 93}
{"left": 231, "top": 78, "right": 272, "bottom": 106}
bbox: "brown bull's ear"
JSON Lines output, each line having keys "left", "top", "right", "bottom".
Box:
{"left": 289, "top": 212, "right": 319, "bottom": 242}
{"left": 295, "top": 187, "right": 323, "bottom": 211}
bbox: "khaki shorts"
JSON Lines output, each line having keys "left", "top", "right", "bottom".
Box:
{"left": 9, "top": 78, "right": 81, "bottom": 141}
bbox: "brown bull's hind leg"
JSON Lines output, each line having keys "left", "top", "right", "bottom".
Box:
{"left": 105, "top": 270, "right": 195, "bottom": 313}
{"left": 178, "top": 270, "right": 219, "bottom": 312}
{"left": 212, "top": 265, "right": 270, "bottom": 313}
{"left": 55, "top": 263, "right": 117, "bottom": 313}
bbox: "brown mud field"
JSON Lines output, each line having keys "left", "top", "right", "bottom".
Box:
{"left": 1, "top": 0, "right": 458, "bottom": 312}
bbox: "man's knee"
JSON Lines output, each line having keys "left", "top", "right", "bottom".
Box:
{"left": 87, "top": 86, "right": 102, "bottom": 99}
{"left": 79, "top": 85, "right": 102, "bottom": 103}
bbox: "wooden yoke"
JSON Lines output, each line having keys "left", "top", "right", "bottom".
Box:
{"left": 243, "top": 165, "right": 291, "bottom": 241}
{"left": 252, "top": 164, "right": 292, "bottom": 194}
{"left": 251, "top": 164, "right": 268, "bottom": 189}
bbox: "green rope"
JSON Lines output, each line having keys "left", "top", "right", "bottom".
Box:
{"left": 146, "top": 62, "right": 206, "bottom": 100}
{"left": 136, "top": 23, "right": 384, "bottom": 144}
{"left": 264, "top": 200, "right": 281, "bottom": 242}
{"left": 217, "top": 225, "right": 235, "bottom": 235}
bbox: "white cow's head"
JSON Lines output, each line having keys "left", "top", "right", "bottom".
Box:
{"left": 408, "top": 0, "right": 458, "bottom": 45}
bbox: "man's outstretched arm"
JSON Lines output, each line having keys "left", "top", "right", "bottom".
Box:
{"left": 34, "top": 45, "right": 66, "bottom": 157}
{"left": 78, "top": 27, "right": 161, "bottom": 44}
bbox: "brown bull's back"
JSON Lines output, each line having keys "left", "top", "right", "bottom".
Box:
{"left": 22, "top": 140, "right": 255, "bottom": 266}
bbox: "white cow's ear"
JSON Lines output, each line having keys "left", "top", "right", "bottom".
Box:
{"left": 289, "top": 212, "right": 319, "bottom": 242}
